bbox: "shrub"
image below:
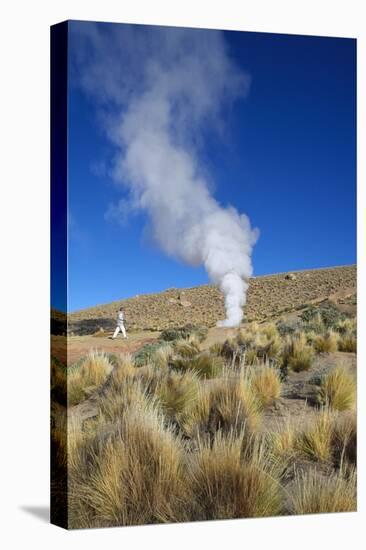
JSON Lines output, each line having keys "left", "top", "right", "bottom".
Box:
{"left": 289, "top": 467, "right": 356, "bottom": 514}
{"left": 303, "top": 303, "right": 346, "bottom": 328}
{"left": 281, "top": 332, "right": 314, "bottom": 372}
{"left": 304, "top": 312, "right": 325, "bottom": 334}
{"left": 297, "top": 409, "right": 334, "bottom": 462}
{"left": 319, "top": 366, "right": 356, "bottom": 411}
{"left": 188, "top": 431, "right": 283, "bottom": 520}
{"left": 276, "top": 320, "right": 301, "bottom": 337}
{"left": 251, "top": 366, "right": 281, "bottom": 407}
{"left": 160, "top": 324, "right": 208, "bottom": 343}
{"left": 133, "top": 342, "right": 165, "bottom": 367}
{"left": 173, "top": 352, "right": 224, "bottom": 379}
{"left": 68, "top": 352, "right": 113, "bottom": 405}
{"left": 314, "top": 330, "right": 339, "bottom": 353}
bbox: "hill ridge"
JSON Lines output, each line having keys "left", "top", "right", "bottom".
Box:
{"left": 68, "top": 265, "right": 356, "bottom": 334}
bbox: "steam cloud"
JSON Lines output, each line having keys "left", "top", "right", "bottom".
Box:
{"left": 71, "top": 23, "right": 259, "bottom": 327}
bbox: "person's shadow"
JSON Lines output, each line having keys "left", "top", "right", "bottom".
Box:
{"left": 20, "top": 505, "right": 49, "bottom": 523}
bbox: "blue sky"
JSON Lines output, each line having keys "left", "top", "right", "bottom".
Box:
{"left": 66, "top": 23, "right": 356, "bottom": 312}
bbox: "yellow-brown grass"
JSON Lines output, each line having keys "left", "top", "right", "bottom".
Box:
{"left": 297, "top": 409, "right": 334, "bottom": 462}
{"left": 207, "top": 372, "right": 262, "bottom": 433}
{"left": 314, "top": 330, "right": 339, "bottom": 353}
{"left": 156, "top": 370, "right": 200, "bottom": 421}
{"left": 68, "top": 352, "right": 113, "bottom": 405}
{"left": 69, "top": 404, "right": 191, "bottom": 528}
{"left": 282, "top": 332, "right": 314, "bottom": 372}
{"left": 338, "top": 332, "right": 357, "bottom": 353}
{"left": 290, "top": 467, "right": 356, "bottom": 514}
{"left": 320, "top": 365, "right": 356, "bottom": 411}
{"left": 174, "top": 339, "right": 200, "bottom": 358}
{"left": 251, "top": 366, "right": 282, "bottom": 407}
{"left": 173, "top": 352, "right": 224, "bottom": 379}
{"left": 334, "top": 317, "right": 356, "bottom": 335}
{"left": 332, "top": 412, "right": 357, "bottom": 466}
{"left": 188, "top": 431, "right": 283, "bottom": 519}
{"left": 268, "top": 419, "right": 298, "bottom": 460}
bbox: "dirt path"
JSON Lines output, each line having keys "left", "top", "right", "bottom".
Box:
{"left": 52, "top": 331, "right": 159, "bottom": 365}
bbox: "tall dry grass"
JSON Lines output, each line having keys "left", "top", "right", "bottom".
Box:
{"left": 290, "top": 467, "right": 356, "bottom": 514}
{"left": 338, "top": 332, "right": 357, "bottom": 353}
{"left": 251, "top": 366, "right": 282, "bottom": 407}
{"left": 281, "top": 332, "right": 314, "bottom": 372}
{"left": 297, "top": 409, "right": 334, "bottom": 462}
{"left": 173, "top": 352, "right": 224, "bottom": 379}
{"left": 69, "top": 403, "right": 192, "bottom": 528}
{"left": 207, "top": 371, "right": 262, "bottom": 434}
{"left": 156, "top": 370, "right": 200, "bottom": 421}
{"left": 68, "top": 352, "right": 113, "bottom": 405}
{"left": 189, "top": 431, "right": 283, "bottom": 519}
{"left": 319, "top": 365, "right": 356, "bottom": 411}
{"left": 314, "top": 330, "right": 339, "bottom": 353}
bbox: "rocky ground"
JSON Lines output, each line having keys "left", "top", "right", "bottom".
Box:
{"left": 66, "top": 265, "right": 356, "bottom": 334}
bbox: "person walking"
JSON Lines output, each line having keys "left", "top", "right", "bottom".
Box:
{"left": 112, "top": 307, "right": 128, "bottom": 339}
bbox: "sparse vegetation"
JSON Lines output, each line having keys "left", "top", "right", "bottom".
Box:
{"left": 52, "top": 266, "right": 357, "bottom": 528}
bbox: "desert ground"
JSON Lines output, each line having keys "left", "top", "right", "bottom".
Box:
{"left": 51, "top": 265, "right": 357, "bottom": 528}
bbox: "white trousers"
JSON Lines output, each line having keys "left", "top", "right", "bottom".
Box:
{"left": 112, "top": 324, "right": 127, "bottom": 338}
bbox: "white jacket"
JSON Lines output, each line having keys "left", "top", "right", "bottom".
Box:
{"left": 117, "top": 311, "right": 125, "bottom": 326}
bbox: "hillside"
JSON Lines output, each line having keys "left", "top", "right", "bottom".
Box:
{"left": 68, "top": 265, "right": 356, "bottom": 334}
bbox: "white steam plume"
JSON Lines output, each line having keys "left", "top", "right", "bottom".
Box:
{"left": 71, "top": 23, "right": 259, "bottom": 327}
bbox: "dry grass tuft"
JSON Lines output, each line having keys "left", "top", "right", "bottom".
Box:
{"left": 189, "top": 431, "right": 283, "bottom": 520}
{"left": 173, "top": 352, "right": 224, "bottom": 379}
{"left": 282, "top": 332, "right": 314, "bottom": 372}
{"left": 251, "top": 366, "right": 282, "bottom": 407}
{"left": 69, "top": 405, "right": 191, "bottom": 528}
{"left": 314, "top": 330, "right": 339, "bottom": 353}
{"left": 297, "top": 409, "right": 334, "bottom": 462}
{"left": 150, "top": 343, "right": 174, "bottom": 370}
{"left": 338, "top": 332, "right": 357, "bottom": 353}
{"left": 68, "top": 352, "right": 113, "bottom": 405}
{"left": 290, "top": 467, "right": 356, "bottom": 514}
{"left": 319, "top": 365, "right": 356, "bottom": 411}
{"left": 207, "top": 372, "right": 262, "bottom": 433}
{"left": 174, "top": 339, "right": 200, "bottom": 358}
{"left": 268, "top": 419, "right": 298, "bottom": 460}
{"left": 332, "top": 412, "right": 357, "bottom": 466}
{"left": 156, "top": 370, "right": 199, "bottom": 421}
{"left": 334, "top": 317, "right": 356, "bottom": 335}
